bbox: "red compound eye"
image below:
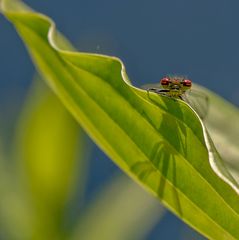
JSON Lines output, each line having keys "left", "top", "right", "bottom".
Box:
{"left": 182, "top": 79, "right": 192, "bottom": 87}
{"left": 160, "top": 77, "right": 170, "bottom": 86}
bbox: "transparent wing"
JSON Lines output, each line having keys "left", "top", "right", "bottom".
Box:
{"left": 141, "top": 83, "right": 171, "bottom": 95}
{"left": 141, "top": 83, "right": 162, "bottom": 90}
{"left": 183, "top": 89, "right": 209, "bottom": 120}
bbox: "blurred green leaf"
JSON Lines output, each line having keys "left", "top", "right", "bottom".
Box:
{"left": 0, "top": 144, "right": 33, "bottom": 240}
{"left": 14, "top": 79, "right": 83, "bottom": 239}
{"left": 2, "top": 0, "right": 239, "bottom": 239}
{"left": 72, "top": 174, "right": 165, "bottom": 240}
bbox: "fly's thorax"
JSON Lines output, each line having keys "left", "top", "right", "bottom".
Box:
{"left": 168, "top": 90, "right": 184, "bottom": 98}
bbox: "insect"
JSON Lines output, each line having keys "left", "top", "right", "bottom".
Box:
{"left": 147, "top": 76, "right": 192, "bottom": 99}
{"left": 144, "top": 75, "right": 209, "bottom": 119}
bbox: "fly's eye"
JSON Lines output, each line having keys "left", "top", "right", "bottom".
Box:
{"left": 160, "top": 77, "right": 170, "bottom": 86}
{"left": 182, "top": 79, "right": 192, "bottom": 87}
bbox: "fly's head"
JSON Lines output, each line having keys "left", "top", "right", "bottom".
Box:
{"left": 160, "top": 76, "right": 192, "bottom": 94}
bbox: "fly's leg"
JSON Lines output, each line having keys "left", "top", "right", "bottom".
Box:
{"left": 147, "top": 88, "right": 170, "bottom": 95}
{"left": 178, "top": 95, "right": 183, "bottom": 100}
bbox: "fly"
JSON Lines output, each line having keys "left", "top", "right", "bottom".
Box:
{"left": 145, "top": 75, "right": 209, "bottom": 119}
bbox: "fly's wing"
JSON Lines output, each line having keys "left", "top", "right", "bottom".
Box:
{"left": 141, "top": 83, "right": 170, "bottom": 95}
{"left": 141, "top": 83, "right": 161, "bottom": 91}
{"left": 184, "top": 89, "right": 209, "bottom": 120}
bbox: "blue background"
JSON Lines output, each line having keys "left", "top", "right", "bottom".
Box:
{"left": 1, "top": 0, "right": 239, "bottom": 239}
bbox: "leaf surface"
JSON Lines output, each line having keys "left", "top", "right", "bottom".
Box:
{"left": 192, "top": 84, "right": 239, "bottom": 182}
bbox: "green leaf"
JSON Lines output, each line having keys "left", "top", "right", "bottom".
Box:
{"left": 0, "top": 144, "right": 33, "bottom": 240}
{"left": 2, "top": 0, "right": 239, "bottom": 239}
{"left": 14, "top": 79, "right": 83, "bottom": 239}
{"left": 72, "top": 174, "right": 165, "bottom": 240}
{"left": 192, "top": 84, "right": 239, "bottom": 182}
